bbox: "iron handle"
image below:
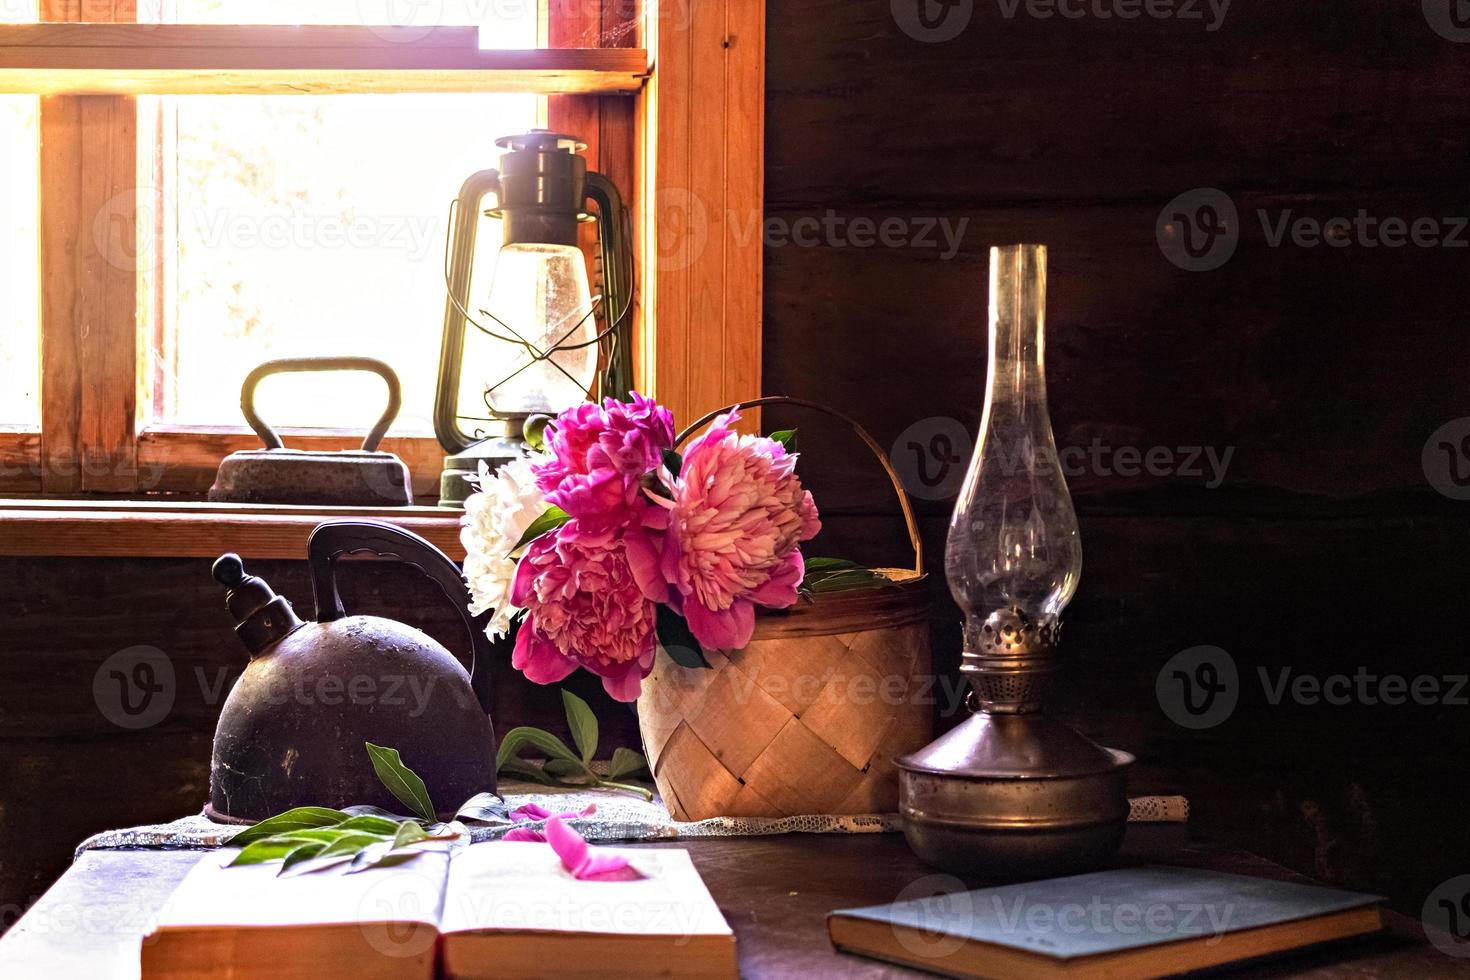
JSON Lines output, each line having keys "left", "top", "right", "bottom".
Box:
{"left": 307, "top": 520, "right": 494, "bottom": 716}
{"left": 241, "top": 357, "right": 403, "bottom": 453}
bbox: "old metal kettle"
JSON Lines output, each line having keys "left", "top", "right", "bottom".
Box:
{"left": 207, "top": 520, "right": 496, "bottom": 823}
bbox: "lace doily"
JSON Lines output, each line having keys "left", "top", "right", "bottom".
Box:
{"left": 76, "top": 786, "right": 1188, "bottom": 858}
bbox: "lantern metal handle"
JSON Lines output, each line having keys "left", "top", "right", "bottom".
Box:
{"left": 585, "top": 171, "right": 634, "bottom": 402}
{"left": 434, "top": 168, "right": 503, "bottom": 455}
{"left": 241, "top": 356, "right": 402, "bottom": 453}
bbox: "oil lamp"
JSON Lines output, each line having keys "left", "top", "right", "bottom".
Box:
{"left": 897, "top": 244, "right": 1134, "bottom": 879}
{"left": 434, "top": 130, "right": 633, "bottom": 505}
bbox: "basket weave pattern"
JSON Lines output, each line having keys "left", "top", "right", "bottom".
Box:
{"left": 639, "top": 396, "right": 934, "bottom": 821}
{"left": 638, "top": 596, "right": 933, "bottom": 821}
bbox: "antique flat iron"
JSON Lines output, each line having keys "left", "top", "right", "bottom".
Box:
{"left": 208, "top": 520, "right": 497, "bottom": 823}
{"left": 209, "top": 357, "right": 414, "bottom": 506}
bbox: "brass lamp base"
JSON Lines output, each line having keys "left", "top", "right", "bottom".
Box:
{"left": 897, "top": 712, "right": 1134, "bottom": 880}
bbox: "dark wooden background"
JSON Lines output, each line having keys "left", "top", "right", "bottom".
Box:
{"left": 3, "top": 0, "right": 1469, "bottom": 930}
{"left": 763, "top": 0, "right": 1470, "bottom": 917}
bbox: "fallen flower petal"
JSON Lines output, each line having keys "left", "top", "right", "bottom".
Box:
{"left": 545, "top": 817, "right": 645, "bottom": 882}
{"left": 502, "top": 827, "right": 547, "bottom": 843}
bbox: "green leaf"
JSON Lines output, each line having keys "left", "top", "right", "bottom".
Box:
{"left": 562, "top": 689, "right": 599, "bottom": 763}
{"left": 495, "top": 726, "right": 587, "bottom": 771}
{"left": 229, "top": 807, "right": 348, "bottom": 846}
{"left": 770, "top": 429, "right": 798, "bottom": 452}
{"left": 806, "top": 568, "right": 893, "bottom": 594}
{"left": 228, "top": 838, "right": 307, "bottom": 867}
{"left": 498, "top": 760, "right": 556, "bottom": 785}
{"left": 315, "top": 832, "right": 391, "bottom": 860}
{"left": 454, "top": 793, "right": 509, "bottom": 825}
{"left": 271, "top": 828, "right": 384, "bottom": 846}
{"left": 334, "top": 814, "right": 410, "bottom": 836}
{"left": 607, "top": 747, "right": 649, "bottom": 780}
{"left": 278, "top": 842, "right": 328, "bottom": 875}
{"left": 392, "top": 822, "right": 430, "bottom": 849}
{"left": 804, "top": 557, "right": 864, "bottom": 574}
{"left": 662, "top": 448, "right": 684, "bottom": 477}
{"left": 544, "top": 758, "right": 588, "bottom": 778}
{"left": 512, "top": 506, "right": 572, "bottom": 554}
{"left": 657, "top": 604, "right": 710, "bottom": 667}
{"left": 365, "top": 743, "right": 438, "bottom": 824}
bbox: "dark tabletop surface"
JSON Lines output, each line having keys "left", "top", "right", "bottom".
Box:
{"left": 0, "top": 827, "right": 1459, "bottom": 978}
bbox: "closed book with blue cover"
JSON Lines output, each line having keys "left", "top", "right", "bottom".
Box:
{"left": 827, "top": 866, "right": 1382, "bottom": 979}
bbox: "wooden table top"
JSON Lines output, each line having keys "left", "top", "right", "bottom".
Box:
{"left": 0, "top": 829, "right": 1454, "bottom": 978}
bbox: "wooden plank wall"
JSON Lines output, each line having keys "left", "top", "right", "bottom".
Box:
{"left": 761, "top": 0, "right": 1470, "bottom": 912}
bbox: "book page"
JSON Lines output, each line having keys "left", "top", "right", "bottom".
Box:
{"left": 441, "top": 843, "right": 731, "bottom": 940}
{"left": 153, "top": 846, "right": 450, "bottom": 931}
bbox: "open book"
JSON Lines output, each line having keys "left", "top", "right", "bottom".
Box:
{"left": 142, "top": 842, "right": 736, "bottom": 980}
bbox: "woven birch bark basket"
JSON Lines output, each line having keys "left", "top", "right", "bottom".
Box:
{"left": 637, "top": 397, "right": 933, "bottom": 821}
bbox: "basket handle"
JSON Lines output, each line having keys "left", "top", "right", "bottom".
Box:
{"left": 675, "top": 396, "right": 924, "bottom": 575}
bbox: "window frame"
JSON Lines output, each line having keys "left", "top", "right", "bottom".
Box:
{"left": 0, "top": 0, "right": 764, "bottom": 522}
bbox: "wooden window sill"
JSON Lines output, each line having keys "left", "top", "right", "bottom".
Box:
{"left": 0, "top": 499, "right": 466, "bottom": 560}
{"left": 0, "top": 24, "right": 647, "bottom": 95}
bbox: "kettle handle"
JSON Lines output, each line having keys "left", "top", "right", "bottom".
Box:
{"left": 307, "top": 520, "right": 494, "bottom": 716}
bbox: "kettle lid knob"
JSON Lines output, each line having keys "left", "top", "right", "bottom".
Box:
{"left": 213, "top": 553, "right": 304, "bottom": 657}
{"left": 213, "top": 553, "right": 247, "bottom": 588}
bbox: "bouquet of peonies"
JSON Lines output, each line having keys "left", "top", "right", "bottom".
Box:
{"left": 461, "top": 393, "right": 822, "bottom": 703}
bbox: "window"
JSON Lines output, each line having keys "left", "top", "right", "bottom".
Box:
{"left": 0, "top": 0, "right": 37, "bottom": 427}
{"left": 139, "top": 0, "right": 538, "bottom": 433}
{"left": 0, "top": 0, "right": 763, "bottom": 513}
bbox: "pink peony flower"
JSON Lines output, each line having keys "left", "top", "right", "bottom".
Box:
{"left": 511, "top": 521, "right": 665, "bottom": 702}
{"left": 534, "top": 393, "right": 675, "bottom": 532}
{"left": 656, "top": 410, "right": 821, "bottom": 651}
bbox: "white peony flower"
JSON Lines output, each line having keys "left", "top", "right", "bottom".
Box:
{"left": 461, "top": 455, "right": 548, "bottom": 640}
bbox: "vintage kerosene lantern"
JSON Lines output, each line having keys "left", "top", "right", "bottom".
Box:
{"left": 433, "top": 130, "right": 634, "bottom": 505}
{"left": 897, "top": 245, "right": 1134, "bottom": 879}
